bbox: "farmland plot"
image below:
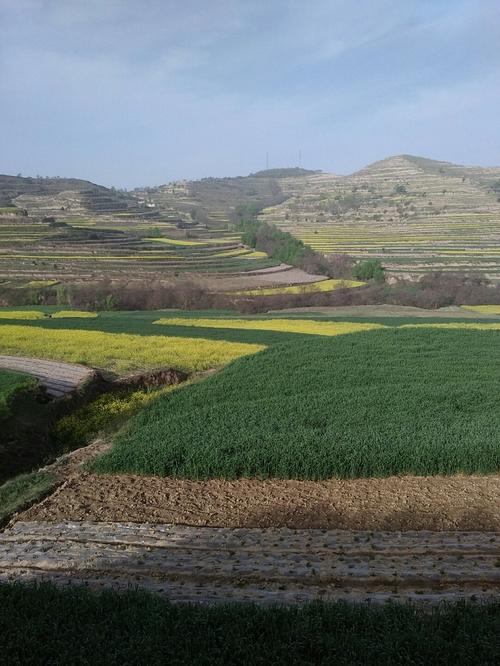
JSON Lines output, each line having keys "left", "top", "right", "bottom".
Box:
{"left": 92, "top": 327, "right": 500, "bottom": 479}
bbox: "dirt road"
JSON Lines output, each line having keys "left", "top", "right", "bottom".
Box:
{"left": 0, "top": 355, "right": 94, "bottom": 397}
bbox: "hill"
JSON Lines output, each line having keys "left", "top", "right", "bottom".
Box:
{"left": 259, "top": 154, "right": 500, "bottom": 282}
{"left": 2, "top": 155, "right": 500, "bottom": 289}
{"left": 0, "top": 171, "right": 318, "bottom": 290}
{"left": 0, "top": 174, "right": 143, "bottom": 216}
{"left": 133, "top": 167, "right": 320, "bottom": 228}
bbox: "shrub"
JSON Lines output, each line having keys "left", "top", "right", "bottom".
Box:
{"left": 352, "top": 259, "right": 385, "bottom": 282}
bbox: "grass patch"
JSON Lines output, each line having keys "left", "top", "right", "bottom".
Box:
{"left": 0, "top": 371, "right": 37, "bottom": 419}
{"left": 0, "top": 324, "right": 264, "bottom": 373}
{"left": 92, "top": 328, "right": 500, "bottom": 479}
{"left": 0, "top": 583, "right": 499, "bottom": 665}
{"left": 0, "top": 471, "right": 56, "bottom": 525}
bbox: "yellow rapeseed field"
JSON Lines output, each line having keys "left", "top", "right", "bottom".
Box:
{"left": 403, "top": 323, "right": 500, "bottom": 331}
{"left": 0, "top": 325, "right": 264, "bottom": 373}
{"left": 154, "top": 317, "right": 384, "bottom": 337}
{"left": 0, "top": 311, "right": 46, "bottom": 320}
{"left": 234, "top": 278, "right": 365, "bottom": 296}
{"left": 460, "top": 305, "right": 500, "bottom": 315}
{"left": 146, "top": 237, "right": 207, "bottom": 246}
{"left": 212, "top": 248, "right": 250, "bottom": 258}
{"left": 51, "top": 311, "right": 97, "bottom": 319}
{"left": 242, "top": 250, "right": 268, "bottom": 259}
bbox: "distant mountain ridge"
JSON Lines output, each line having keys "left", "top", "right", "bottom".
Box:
{"left": 3, "top": 154, "right": 500, "bottom": 226}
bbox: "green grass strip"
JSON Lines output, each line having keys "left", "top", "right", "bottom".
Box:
{"left": 0, "top": 371, "right": 38, "bottom": 419}
{"left": 0, "top": 471, "right": 56, "bottom": 525}
{"left": 0, "top": 583, "right": 499, "bottom": 665}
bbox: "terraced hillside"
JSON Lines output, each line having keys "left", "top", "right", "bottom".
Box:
{"left": 259, "top": 155, "right": 500, "bottom": 281}
{"left": 0, "top": 174, "right": 146, "bottom": 217}
{"left": 4, "top": 157, "right": 500, "bottom": 289}
{"left": 0, "top": 177, "right": 281, "bottom": 285}
{"left": 134, "top": 167, "right": 319, "bottom": 229}
{"left": 0, "top": 174, "right": 313, "bottom": 286}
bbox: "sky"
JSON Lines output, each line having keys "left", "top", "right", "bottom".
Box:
{"left": 1, "top": 0, "right": 499, "bottom": 188}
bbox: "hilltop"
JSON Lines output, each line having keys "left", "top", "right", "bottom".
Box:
{"left": 259, "top": 154, "right": 500, "bottom": 281}
{"left": 134, "top": 167, "right": 320, "bottom": 228}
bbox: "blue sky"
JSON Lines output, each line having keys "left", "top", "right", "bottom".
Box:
{"left": 1, "top": 0, "right": 499, "bottom": 188}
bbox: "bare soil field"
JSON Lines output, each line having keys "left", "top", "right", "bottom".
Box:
{"left": 1, "top": 521, "right": 498, "bottom": 605}
{"left": 20, "top": 472, "right": 500, "bottom": 531}
{"left": 204, "top": 266, "right": 328, "bottom": 291}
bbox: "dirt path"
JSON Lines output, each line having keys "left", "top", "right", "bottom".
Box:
{"left": 20, "top": 473, "right": 500, "bottom": 531}
{"left": 0, "top": 355, "right": 95, "bottom": 397}
{"left": 0, "top": 521, "right": 498, "bottom": 605}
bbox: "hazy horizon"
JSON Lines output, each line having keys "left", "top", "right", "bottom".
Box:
{"left": 1, "top": 0, "right": 499, "bottom": 188}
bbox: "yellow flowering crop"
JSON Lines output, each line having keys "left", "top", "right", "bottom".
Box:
{"left": 154, "top": 317, "right": 384, "bottom": 337}
{"left": 51, "top": 311, "right": 97, "bottom": 319}
{"left": 234, "top": 278, "right": 365, "bottom": 296}
{"left": 0, "top": 325, "right": 264, "bottom": 373}
{"left": 212, "top": 248, "right": 250, "bottom": 258}
{"left": 0, "top": 310, "right": 46, "bottom": 320}
{"left": 460, "top": 305, "right": 500, "bottom": 315}
{"left": 242, "top": 250, "right": 268, "bottom": 258}
{"left": 145, "top": 237, "right": 207, "bottom": 246}
{"left": 403, "top": 323, "right": 500, "bottom": 331}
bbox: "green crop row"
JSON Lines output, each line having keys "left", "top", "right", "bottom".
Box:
{"left": 92, "top": 327, "right": 500, "bottom": 479}
{"left": 1, "top": 582, "right": 498, "bottom": 665}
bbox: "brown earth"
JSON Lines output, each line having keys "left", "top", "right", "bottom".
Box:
{"left": 20, "top": 472, "right": 500, "bottom": 531}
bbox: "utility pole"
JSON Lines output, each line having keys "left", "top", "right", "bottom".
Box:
{"left": 266, "top": 152, "right": 269, "bottom": 170}
{"left": 298, "top": 149, "right": 302, "bottom": 167}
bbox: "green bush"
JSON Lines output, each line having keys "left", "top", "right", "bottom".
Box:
{"left": 353, "top": 259, "right": 385, "bottom": 282}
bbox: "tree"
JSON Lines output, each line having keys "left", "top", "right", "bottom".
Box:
{"left": 352, "top": 259, "right": 385, "bottom": 283}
